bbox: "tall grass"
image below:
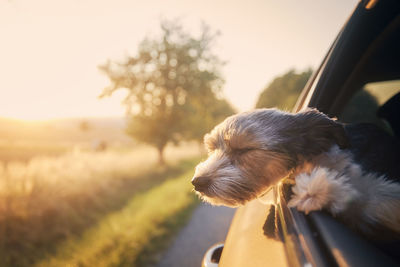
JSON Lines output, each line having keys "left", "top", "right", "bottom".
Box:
{"left": 0, "top": 144, "right": 201, "bottom": 266}
{"left": 35, "top": 169, "right": 199, "bottom": 267}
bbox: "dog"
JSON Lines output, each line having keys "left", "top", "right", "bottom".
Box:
{"left": 192, "top": 108, "right": 400, "bottom": 240}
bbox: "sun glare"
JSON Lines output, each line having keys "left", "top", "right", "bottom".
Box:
{"left": 0, "top": 0, "right": 358, "bottom": 121}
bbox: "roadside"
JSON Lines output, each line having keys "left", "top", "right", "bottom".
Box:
{"left": 156, "top": 203, "right": 236, "bottom": 267}
{"left": 33, "top": 165, "right": 199, "bottom": 267}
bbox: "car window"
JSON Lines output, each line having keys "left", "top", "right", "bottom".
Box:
{"left": 339, "top": 80, "right": 400, "bottom": 136}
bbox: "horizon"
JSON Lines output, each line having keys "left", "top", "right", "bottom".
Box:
{"left": 0, "top": 114, "right": 127, "bottom": 123}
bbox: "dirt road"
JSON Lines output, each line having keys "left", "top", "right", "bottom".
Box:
{"left": 156, "top": 203, "right": 236, "bottom": 267}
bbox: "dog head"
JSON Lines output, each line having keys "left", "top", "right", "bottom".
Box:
{"left": 192, "top": 108, "right": 348, "bottom": 207}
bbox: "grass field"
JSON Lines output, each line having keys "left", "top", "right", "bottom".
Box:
{"left": 0, "top": 143, "right": 202, "bottom": 266}
{"left": 35, "top": 168, "right": 199, "bottom": 267}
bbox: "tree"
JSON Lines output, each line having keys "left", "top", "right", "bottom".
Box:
{"left": 99, "top": 20, "right": 234, "bottom": 164}
{"left": 256, "top": 69, "right": 312, "bottom": 110}
{"left": 184, "top": 97, "right": 236, "bottom": 142}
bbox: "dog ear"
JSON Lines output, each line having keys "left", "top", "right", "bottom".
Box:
{"left": 204, "top": 133, "right": 216, "bottom": 152}
{"left": 287, "top": 108, "right": 349, "bottom": 159}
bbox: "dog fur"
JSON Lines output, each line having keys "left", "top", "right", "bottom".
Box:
{"left": 192, "top": 108, "right": 400, "bottom": 240}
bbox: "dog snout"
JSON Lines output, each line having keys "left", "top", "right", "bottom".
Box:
{"left": 192, "top": 176, "right": 210, "bottom": 192}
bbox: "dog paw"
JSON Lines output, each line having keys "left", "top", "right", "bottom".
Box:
{"left": 288, "top": 167, "right": 358, "bottom": 215}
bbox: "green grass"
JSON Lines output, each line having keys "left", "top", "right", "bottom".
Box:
{"left": 35, "top": 168, "right": 199, "bottom": 267}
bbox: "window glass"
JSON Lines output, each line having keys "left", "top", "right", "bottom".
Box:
{"left": 339, "top": 80, "right": 400, "bottom": 136}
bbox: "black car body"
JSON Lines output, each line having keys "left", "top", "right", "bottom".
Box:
{"left": 205, "top": 1, "right": 400, "bottom": 266}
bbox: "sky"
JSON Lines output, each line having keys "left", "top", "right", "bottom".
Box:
{"left": 0, "top": 0, "right": 359, "bottom": 120}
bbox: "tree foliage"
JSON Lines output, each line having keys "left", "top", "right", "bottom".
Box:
{"left": 256, "top": 69, "right": 312, "bottom": 110}
{"left": 99, "top": 20, "right": 235, "bottom": 164}
{"left": 184, "top": 97, "right": 235, "bottom": 142}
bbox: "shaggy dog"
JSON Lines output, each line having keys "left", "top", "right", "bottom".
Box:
{"left": 192, "top": 108, "right": 400, "bottom": 240}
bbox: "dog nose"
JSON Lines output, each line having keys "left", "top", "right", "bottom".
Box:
{"left": 192, "top": 176, "right": 210, "bottom": 192}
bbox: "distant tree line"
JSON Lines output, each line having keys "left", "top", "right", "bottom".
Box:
{"left": 255, "top": 68, "right": 383, "bottom": 130}
{"left": 256, "top": 69, "right": 312, "bottom": 110}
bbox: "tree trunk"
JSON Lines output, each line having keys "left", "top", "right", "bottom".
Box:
{"left": 157, "top": 145, "right": 165, "bottom": 166}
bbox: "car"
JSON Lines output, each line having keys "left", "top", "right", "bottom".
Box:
{"left": 203, "top": 0, "right": 400, "bottom": 266}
